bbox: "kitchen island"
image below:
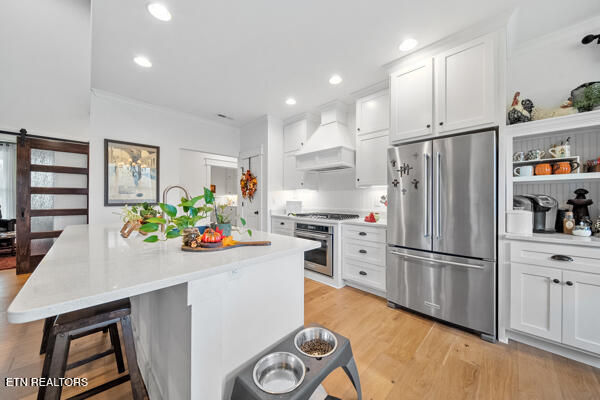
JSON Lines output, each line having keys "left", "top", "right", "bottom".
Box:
{"left": 8, "top": 224, "right": 319, "bottom": 399}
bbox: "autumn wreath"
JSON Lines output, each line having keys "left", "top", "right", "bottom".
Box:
{"left": 240, "top": 169, "right": 257, "bottom": 201}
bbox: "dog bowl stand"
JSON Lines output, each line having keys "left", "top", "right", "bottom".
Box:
{"left": 231, "top": 324, "right": 362, "bottom": 400}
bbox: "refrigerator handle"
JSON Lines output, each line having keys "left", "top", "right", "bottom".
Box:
{"left": 435, "top": 151, "right": 442, "bottom": 239}
{"left": 424, "top": 153, "right": 430, "bottom": 238}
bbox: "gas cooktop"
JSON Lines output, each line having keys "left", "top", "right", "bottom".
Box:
{"left": 292, "top": 212, "right": 360, "bottom": 221}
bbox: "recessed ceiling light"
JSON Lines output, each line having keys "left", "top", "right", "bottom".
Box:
{"left": 147, "top": 3, "right": 172, "bottom": 21}
{"left": 134, "top": 56, "right": 152, "bottom": 68}
{"left": 329, "top": 74, "right": 343, "bottom": 85}
{"left": 285, "top": 98, "right": 297, "bottom": 105}
{"left": 398, "top": 38, "right": 418, "bottom": 52}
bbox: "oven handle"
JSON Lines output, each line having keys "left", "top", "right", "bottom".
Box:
{"left": 388, "top": 250, "right": 485, "bottom": 270}
{"left": 294, "top": 231, "right": 331, "bottom": 241}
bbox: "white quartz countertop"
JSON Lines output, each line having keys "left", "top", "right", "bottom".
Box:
{"left": 504, "top": 232, "right": 600, "bottom": 247}
{"left": 8, "top": 224, "right": 319, "bottom": 323}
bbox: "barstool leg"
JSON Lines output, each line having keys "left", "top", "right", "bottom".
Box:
{"left": 120, "top": 315, "right": 146, "bottom": 400}
{"left": 108, "top": 323, "right": 125, "bottom": 373}
{"left": 342, "top": 357, "right": 362, "bottom": 400}
{"left": 37, "top": 330, "right": 56, "bottom": 400}
{"left": 39, "top": 317, "right": 54, "bottom": 355}
{"left": 44, "top": 332, "right": 71, "bottom": 400}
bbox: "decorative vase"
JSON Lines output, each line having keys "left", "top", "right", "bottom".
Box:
{"left": 217, "top": 223, "right": 232, "bottom": 237}
{"left": 121, "top": 221, "right": 141, "bottom": 238}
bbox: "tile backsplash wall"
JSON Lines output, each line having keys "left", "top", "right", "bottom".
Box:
{"left": 277, "top": 168, "right": 388, "bottom": 214}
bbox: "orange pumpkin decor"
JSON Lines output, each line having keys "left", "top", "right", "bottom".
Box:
{"left": 200, "top": 227, "right": 223, "bottom": 243}
{"left": 240, "top": 169, "right": 258, "bottom": 201}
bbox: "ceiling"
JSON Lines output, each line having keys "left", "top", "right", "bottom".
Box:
{"left": 91, "top": 0, "right": 521, "bottom": 126}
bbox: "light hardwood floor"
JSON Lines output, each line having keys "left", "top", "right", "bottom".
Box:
{"left": 1, "top": 270, "right": 599, "bottom": 399}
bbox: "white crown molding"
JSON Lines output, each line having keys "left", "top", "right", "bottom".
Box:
{"left": 90, "top": 88, "right": 239, "bottom": 130}
{"left": 349, "top": 79, "right": 389, "bottom": 99}
{"left": 508, "top": 14, "right": 600, "bottom": 57}
{"left": 283, "top": 112, "right": 319, "bottom": 126}
{"left": 383, "top": 11, "right": 512, "bottom": 72}
{"left": 317, "top": 99, "right": 350, "bottom": 113}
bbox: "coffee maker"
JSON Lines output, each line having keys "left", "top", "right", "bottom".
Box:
{"left": 514, "top": 194, "right": 558, "bottom": 233}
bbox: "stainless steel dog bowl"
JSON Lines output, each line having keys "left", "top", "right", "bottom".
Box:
{"left": 294, "top": 327, "right": 338, "bottom": 358}
{"left": 252, "top": 352, "right": 306, "bottom": 394}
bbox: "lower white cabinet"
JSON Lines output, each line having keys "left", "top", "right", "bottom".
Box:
{"left": 342, "top": 224, "right": 387, "bottom": 294}
{"left": 509, "top": 242, "right": 600, "bottom": 355}
{"left": 510, "top": 263, "right": 562, "bottom": 342}
{"left": 271, "top": 217, "right": 294, "bottom": 236}
{"left": 562, "top": 270, "right": 600, "bottom": 354}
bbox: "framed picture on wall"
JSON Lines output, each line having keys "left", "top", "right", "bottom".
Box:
{"left": 104, "top": 139, "right": 160, "bottom": 206}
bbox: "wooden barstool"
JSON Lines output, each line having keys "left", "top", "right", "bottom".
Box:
{"left": 38, "top": 299, "right": 146, "bottom": 400}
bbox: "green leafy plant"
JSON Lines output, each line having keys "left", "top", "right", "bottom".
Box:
{"left": 574, "top": 84, "right": 600, "bottom": 112}
{"left": 139, "top": 187, "right": 252, "bottom": 242}
{"left": 139, "top": 202, "right": 159, "bottom": 220}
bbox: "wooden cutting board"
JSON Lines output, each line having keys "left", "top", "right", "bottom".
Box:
{"left": 181, "top": 241, "right": 272, "bottom": 252}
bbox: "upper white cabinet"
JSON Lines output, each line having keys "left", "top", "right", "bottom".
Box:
{"left": 356, "top": 89, "right": 389, "bottom": 135}
{"left": 389, "top": 32, "right": 497, "bottom": 144}
{"left": 435, "top": 34, "right": 495, "bottom": 133}
{"left": 355, "top": 88, "right": 389, "bottom": 187}
{"left": 283, "top": 119, "right": 309, "bottom": 153}
{"left": 390, "top": 59, "right": 433, "bottom": 143}
{"left": 283, "top": 115, "right": 318, "bottom": 190}
{"left": 356, "top": 131, "right": 389, "bottom": 186}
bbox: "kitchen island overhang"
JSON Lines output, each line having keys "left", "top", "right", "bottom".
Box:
{"left": 8, "top": 224, "right": 320, "bottom": 400}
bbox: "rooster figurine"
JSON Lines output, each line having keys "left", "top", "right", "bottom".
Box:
{"left": 507, "top": 91, "right": 531, "bottom": 125}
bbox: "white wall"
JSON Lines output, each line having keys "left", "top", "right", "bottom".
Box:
{"left": 507, "top": 13, "right": 600, "bottom": 109}
{"left": 88, "top": 91, "right": 240, "bottom": 223}
{"left": 0, "top": 0, "right": 91, "bottom": 140}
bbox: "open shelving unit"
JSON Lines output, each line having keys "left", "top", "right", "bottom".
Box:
{"left": 513, "top": 172, "right": 600, "bottom": 184}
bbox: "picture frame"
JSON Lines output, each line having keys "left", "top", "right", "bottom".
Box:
{"left": 104, "top": 139, "right": 160, "bottom": 206}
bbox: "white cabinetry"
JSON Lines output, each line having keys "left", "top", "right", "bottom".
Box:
{"left": 283, "top": 115, "right": 318, "bottom": 190}
{"left": 435, "top": 34, "right": 495, "bottom": 133}
{"left": 271, "top": 216, "right": 294, "bottom": 236}
{"left": 510, "top": 263, "right": 562, "bottom": 342}
{"left": 562, "top": 271, "right": 600, "bottom": 354}
{"left": 355, "top": 89, "right": 390, "bottom": 187}
{"left": 342, "top": 224, "right": 387, "bottom": 293}
{"left": 509, "top": 241, "right": 600, "bottom": 355}
{"left": 390, "top": 59, "right": 433, "bottom": 143}
{"left": 389, "top": 32, "right": 497, "bottom": 144}
{"left": 356, "top": 90, "right": 389, "bottom": 135}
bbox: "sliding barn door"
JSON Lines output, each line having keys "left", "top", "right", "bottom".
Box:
{"left": 16, "top": 136, "right": 89, "bottom": 274}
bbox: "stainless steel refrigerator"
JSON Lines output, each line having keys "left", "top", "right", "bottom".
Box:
{"left": 386, "top": 130, "right": 497, "bottom": 341}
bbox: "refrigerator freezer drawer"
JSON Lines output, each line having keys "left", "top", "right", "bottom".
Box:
{"left": 387, "top": 247, "right": 496, "bottom": 335}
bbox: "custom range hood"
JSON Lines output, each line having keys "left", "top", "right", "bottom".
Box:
{"left": 295, "top": 101, "right": 355, "bottom": 172}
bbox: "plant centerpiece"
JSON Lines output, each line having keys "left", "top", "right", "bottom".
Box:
{"left": 138, "top": 187, "right": 252, "bottom": 249}
{"left": 117, "top": 202, "right": 160, "bottom": 238}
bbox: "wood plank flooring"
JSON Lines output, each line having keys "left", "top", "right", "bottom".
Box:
{"left": 1, "top": 270, "right": 599, "bottom": 399}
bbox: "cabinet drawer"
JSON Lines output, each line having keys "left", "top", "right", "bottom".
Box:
{"left": 272, "top": 227, "right": 293, "bottom": 237}
{"left": 510, "top": 242, "right": 600, "bottom": 274}
{"left": 343, "top": 225, "right": 386, "bottom": 244}
{"left": 343, "top": 239, "right": 386, "bottom": 266}
{"left": 343, "top": 259, "right": 386, "bottom": 292}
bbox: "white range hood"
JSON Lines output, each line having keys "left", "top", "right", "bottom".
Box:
{"left": 295, "top": 101, "right": 355, "bottom": 172}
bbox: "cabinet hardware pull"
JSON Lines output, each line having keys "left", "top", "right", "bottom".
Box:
{"left": 358, "top": 232, "right": 367, "bottom": 236}
{"left": 566, "top": 281, "right": 574, "bottom": 286}
{"left": 426, "top": 124, "right": 431, "bottom": 128}
{"left": 552, "top": 279, "right": 560, "bottom": 284}
{"left": 254, "top": 211, "right": 259, "bottom": 215}
{"left": 359, "top": 249, "right": 367, "bottom": 254}
{"left": 551, "top": 255, "right": 573, "bottom": 262}
{"left": 357, "top": 178, "right": 360, "bottom": 182}
{"left": 280, "top": 222, "right": 285, "bottom": 225}
{"left": 357, "top": 128, "right": 361, "bottom": 132}
{"left": 359, "top": 271, "right": 367, "bottom": 276}
{"left": 439, "top": 122, "right": 444, "bottom": 126}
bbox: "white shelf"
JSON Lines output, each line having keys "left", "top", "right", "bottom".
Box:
{"left": 513, "top": 172, "right": 600, "bottom": 183}
{"left": 504, "top": 109, "right": 600, "bottom": 138}
{"left": 513, "top": 156, "right": 580, "bottom": 166}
